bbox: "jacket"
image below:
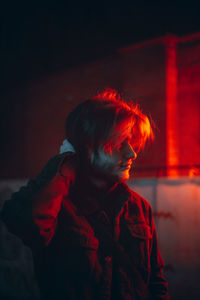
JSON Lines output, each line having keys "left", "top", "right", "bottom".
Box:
{"left": 1, "top": 153, "right": 170, "bottom": 300}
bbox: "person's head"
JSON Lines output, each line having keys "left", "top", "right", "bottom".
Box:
{"left": 65, "top": 88, "right": 154, "bottom": 184}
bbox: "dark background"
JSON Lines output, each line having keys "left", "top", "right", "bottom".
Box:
{"left": 1, "top": 0, "right": 200, "bottom": 91}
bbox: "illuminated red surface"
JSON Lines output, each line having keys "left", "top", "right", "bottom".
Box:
{"left": 165, "top": 36, "right": 179, "bottom": 177}
{"left": 1, "top": 33, "right": 200, "bottom": 178}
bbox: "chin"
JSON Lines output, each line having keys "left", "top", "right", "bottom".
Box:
{"left": 122, "top": 176, "right": 130, "bottom": 181}
{"left": 117, "top": 171, "right": 130, "bottom": 182}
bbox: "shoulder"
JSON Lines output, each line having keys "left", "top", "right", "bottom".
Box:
{"left": 121, "top": 183, "right": 152, "bottom": 224}
{"left": 129, "top": 188, "right": 151, "bottom": 211}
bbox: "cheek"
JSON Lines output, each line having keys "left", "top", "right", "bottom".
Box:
{"left": 90, "top": 149, "right": 117, "bottom": 170}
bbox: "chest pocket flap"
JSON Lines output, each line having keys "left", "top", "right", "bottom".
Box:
{"left": 125, "top": 223, "right": 152, "bottom": 239}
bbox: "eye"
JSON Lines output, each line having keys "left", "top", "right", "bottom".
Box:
{"left": 116, "top": 138, "right": 129, "bottom": 151}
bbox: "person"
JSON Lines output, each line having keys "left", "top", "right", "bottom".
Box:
{"left": 1, "top": 88, "right": 170, "bottom": 300}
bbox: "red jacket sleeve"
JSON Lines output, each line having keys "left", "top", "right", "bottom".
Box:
{"left": 32, "top": 155, "right": 75, "bottom": 247}
{"left": 32, "top": 173, "right": 69, "bottom": 246}
{"left": 1, "top": 153, "right": 75, "bottom": 251}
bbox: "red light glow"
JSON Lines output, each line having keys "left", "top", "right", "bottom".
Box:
{"left": 165, "top": 36, "right": 179, "bottom": 177}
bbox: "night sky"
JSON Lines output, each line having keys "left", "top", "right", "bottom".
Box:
{"left": 1, "top": 1, "right": 200, "bottom": 91}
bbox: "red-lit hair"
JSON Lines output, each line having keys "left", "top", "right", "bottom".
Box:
{"left": 65, "top": 88, "right": 154, "bottom": 155}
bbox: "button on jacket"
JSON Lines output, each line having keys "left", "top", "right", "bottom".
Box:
{"left": 1, "top": 153, "right": 170, "bottom": 300}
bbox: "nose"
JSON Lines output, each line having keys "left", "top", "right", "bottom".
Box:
{"left": 124, "top": 142, "right": 137, "bottom": 160}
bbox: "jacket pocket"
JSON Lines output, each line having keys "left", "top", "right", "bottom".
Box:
{"left": 125, "top": 222, "right": 152, "bottom": 240}
{"left": 123, "top": 222, "right": 152, "bottom": 282}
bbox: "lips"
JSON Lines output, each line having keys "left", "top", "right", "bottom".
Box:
{"left": 119, "top": 161, "right": 132, "bottom": 169}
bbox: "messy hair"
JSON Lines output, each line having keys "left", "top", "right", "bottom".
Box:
{"left": 65, "top": 88, "right": 154, "bottom": 155}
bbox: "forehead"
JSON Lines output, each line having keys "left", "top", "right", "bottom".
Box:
{"left": 108, "top": 120, "right": 132, "bottom": 143}
{"left": 103, "top": 121, "right": 142, "bottom": 152}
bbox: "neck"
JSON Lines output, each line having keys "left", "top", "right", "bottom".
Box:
{"left": 76, "top": 157, "right": 117, "bottom": 195}
{"left": 89, "top": 176, "right": 108, "bottom": 189}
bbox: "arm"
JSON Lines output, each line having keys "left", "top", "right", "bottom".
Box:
{"left": 1, "top": 154, "right": 65, "bottom": 220}
{"left": 31, "top": 170, "right": 70, "bottom": 247}
{"left": 1, "top": 153, "right": 75, "bottom": 250}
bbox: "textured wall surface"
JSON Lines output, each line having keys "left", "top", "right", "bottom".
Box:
{"left": 1, "top": 34, "right": 200, "bottom": 179}
{"left": 178, "top": 39, "right": 200, "bottom": 167}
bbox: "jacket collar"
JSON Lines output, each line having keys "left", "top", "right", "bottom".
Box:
{"left": 70, "top": 180, "right": 131, "bottom": 218}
